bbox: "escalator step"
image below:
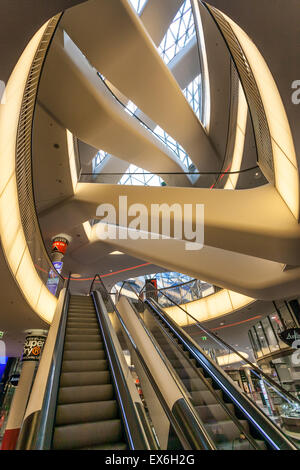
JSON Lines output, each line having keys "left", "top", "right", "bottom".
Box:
{"left": 63, "top": 350, "right": 106, "bottom": 361}
{"left": 68, "top": 310, "right": 95, "bottom": 314}
{"left": 67, "top": 321, "right": 99, "bottom": 328}
{"left": 167, "top": 359, "right": 197, "bottom": 369}
{"left": 195, "top": 403, "right": 235, "bottom": 423}
{"left": 67, "top": 316, "right": 97, "bottom": 322}
{"left": 206, "top": 419, "right": 250, "bottom": 442}
{"left": 53, "top": 419, "right": 124, "bottom": 450}
{"left": 181, "top": 378, "right": 211, "bottom": 391}
{"left": 56, "top": 400, "right": 118, "bottom": 426}
{"left": 58, "top": 384, "right": 114, "bottom": 405}
{"left": 65, "top": 334, "right": 101, "bottom": 342}
{"left": 60, "top": 371, "right": 110, "bottom": 387}
{"left": 173, "top": 367, "right": 200, "bottom": 380}
{"left": 62, "top": 359, "right": 108, "bottom": 372}
{"left": 190, "top": 389, "right": 223, "bottom": 405}
{"left": 67, "top": 319, "right": 97, "bottom": 324}
{"left": 69, "top": 302, "right": 95, "bottom": 311}
{"left": 64, "top": 342, "right": 104, "bottom": 351}
{"left": 66, "top": 328, "right": 99, "bottom": 335}
{"left": 68, "top": 311, "right": 96, "bottom": 316}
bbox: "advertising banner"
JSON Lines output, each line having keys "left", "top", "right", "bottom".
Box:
{"left": 22, "top": 335, "right": 46, "bottom": 362}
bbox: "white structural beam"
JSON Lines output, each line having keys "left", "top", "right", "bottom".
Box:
{"left": 60, "top": 0, "right": 220, "bottom": 171}
{"left": 38, "top": 30, "right": 190, "bottom": 186}
{"left": 39, "top": 182, "right": 300, "bottom": 267}
{"left": 140, "top": 0, "right": 185, "bottom": 46}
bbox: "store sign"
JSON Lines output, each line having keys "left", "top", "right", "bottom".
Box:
{"left": 46, "top": 261, "right": 63, "bottom": 296}
{"left": 53, "top": 261, "right": 63, "bottom": 274}
{"left": 279, "top": 328, "right": 300, "bottom": 347}
{"left": 0, "top": 331, "right": 4, "bottom": 338}
{"left": 22, "top": 336, "right": 45, "bottom": 362}
{"left": 51, "top": 238, "right": 68, "bottom": 255}
{"left": 10, "top": 374, "right": 20, "bottom": 386}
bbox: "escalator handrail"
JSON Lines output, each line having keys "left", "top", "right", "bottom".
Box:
{"left": 133, "top": 299, "right": 261, "bottom": 450}
{"left": 159, "top": 291, "right": 300, "bottom": 408}
{"left": 146, "top": 298, "right": 298, "bottom": 450}
{"left": 92, "top": 280, "right": 216, "bottom": 450}
{"left": 34, "top": 273, "right": 71, "bottom": 449}
{"left": 89, "top": 273, "right": 102, "bottom": 294}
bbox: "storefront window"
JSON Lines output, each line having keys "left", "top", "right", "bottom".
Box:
{"left": 256, "top": 322, "right": 271, "bottom": 356}
{"left": 261, "top": 317, "right": 279, "bottom": 353}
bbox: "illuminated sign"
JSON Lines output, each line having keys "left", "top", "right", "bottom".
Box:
{"left": 279, "top": 328, "right": 300, "bottom": 347}
{"left": 22, "top": 336, "right": 46, "bottom": 362}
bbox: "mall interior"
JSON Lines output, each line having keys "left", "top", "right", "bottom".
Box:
{"left": 0, "top": 0, "right": 299, "bottom": 452}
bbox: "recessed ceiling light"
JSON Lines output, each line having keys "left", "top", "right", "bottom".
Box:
{"left": 71, "top": 273, "right": 81, "bottom": 278}
{"left": 220, "top": 322, "right": 224, "bottom": 326}
{"left": 109, "top": 251, "right": 124, "bottom": 255}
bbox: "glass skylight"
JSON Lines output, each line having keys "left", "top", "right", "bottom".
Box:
{"left": 154, "top": 125, "right": 194, "bottom": 170}
{"left": 118, "top": 164, "right": 164, "bottom": 186}
{"left": 92, "top": 150, "right": 109, "bottom": 171}
{"left": 128, "top": 0, "right": 147, "bottom": 15}
{"left": 183, "top": 74, "right": 202, "bottom": 120}
{"left": 125, "top": 100, "right": 138, "bottom": 116}
{"left": 158, "top": 0, "right": 195, "bottom": 64}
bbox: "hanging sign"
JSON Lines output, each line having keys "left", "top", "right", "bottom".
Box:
{"left": 278, "top": 328, "right": 300, "bottom": 347}
{"left": 46, "top": 261, "right": 63, "bottom": 296}
{"left": 22, "top": 335, "right": 46, "bottom": 362}
{"left": 51, "top": 239, "right": 68, "bottom": 255}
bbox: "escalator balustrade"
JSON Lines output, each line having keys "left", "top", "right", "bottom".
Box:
{"left": 148, "top": 317, "right": 265, "bottom": 450}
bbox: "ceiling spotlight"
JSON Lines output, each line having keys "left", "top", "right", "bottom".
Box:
{"left": 109, "top": 251, "right": 124, "bottom": 255}
{"left": 220, "top": 322, "right": 224, "bottom": 326}
{"left": 254, "top": 171, "right": 261, "bottom": 179}
{"left": 71, "top": 273, "right": 81, "bottom": 278}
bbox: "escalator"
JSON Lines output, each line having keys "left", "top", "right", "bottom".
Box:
{"left": 17, "top": 279, "right": 217, "bottom": 451}
{"left": 17, "top": 276, "right": 299, "bottom": 451}
{"left": 53, "top": 295, "right": 127, "bottom": 450}
{"left": 142, "top": 296, "right": 298, "bottom": 450}
{"left": 143, "top": 310, "right": 265, "bottom": 450}
{"left": 115, "top": 280, "right": 298, "bottom": 451}
{"left": 17, "top": 285, "right": 158, "bottom": 450}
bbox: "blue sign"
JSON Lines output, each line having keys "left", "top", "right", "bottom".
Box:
{"left": 47, "top": 261, "right": 63, "bottom": 295}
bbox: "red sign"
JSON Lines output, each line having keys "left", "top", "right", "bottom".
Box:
{"left": 52, "top": 239, "right": 68, "bottom": 255}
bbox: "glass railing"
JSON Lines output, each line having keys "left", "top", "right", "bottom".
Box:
{"left": 116, "top": 278, "right": 217, "bottom": 307}
{"left": 117, "top": 281, "right": 300, "bottom": 446}
{"left": 153, "top": 290, "right": 300, "bottom": 446}
{"left": 79, "top": 165, "right": 263, "bottom": 190}
{"left": 116, "top": 281, "right": 261, "bottom": 449}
